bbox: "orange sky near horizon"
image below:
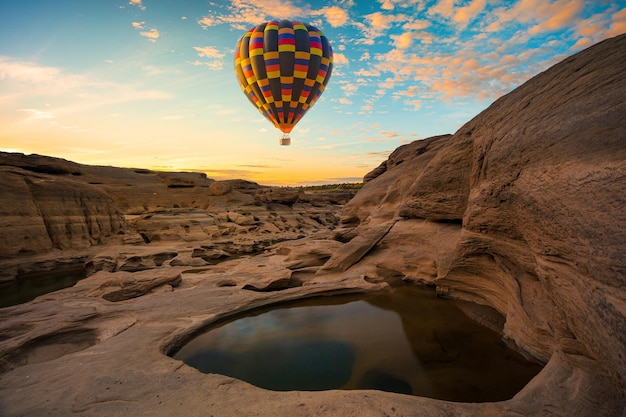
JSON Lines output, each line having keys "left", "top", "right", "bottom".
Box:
{"left": 1, "top": 0, "right": 624, "bottom": 185}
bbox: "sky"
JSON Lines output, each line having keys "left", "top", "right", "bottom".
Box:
{"left": 1, "top": 0, "right": 625, "bottom": 185}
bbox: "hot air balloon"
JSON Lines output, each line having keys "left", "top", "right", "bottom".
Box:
{"left": 234, "top": 20, "right": 333, "bottom": 145}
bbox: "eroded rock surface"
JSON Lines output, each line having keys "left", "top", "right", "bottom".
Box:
{"left": 0, "top": 35, "right": 624, "bottom": 417}
{"left": 0, "top": 155, "right": 353, "bottom": 282}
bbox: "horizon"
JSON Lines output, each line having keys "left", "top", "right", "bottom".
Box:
{"left": 1, "top": 0, "right": 624, "bottom": 186}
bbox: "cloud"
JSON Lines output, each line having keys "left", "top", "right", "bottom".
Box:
{"left": 313, "top": 6, "right": 350, "bottom": 27}
{"left": 371, "top": 44, "right": 535, "bottom": 103}
{"left": 19, "top": 108, "right": 54, "bottom": 121}
{"left": 363, "top": 11, "right": 408, "bottom": 39}
{"left": 193, "top": 46, "right": 225, "bottom": 59}
{"left": 567, "top": 7, "right": 626, "bottom": 51}
{"left": 392, "top": 32, "right": 413, "bottom": 49}
{"left": 140, "top": 28, "right": 160, "bottom": 42}
{"left": 192, "top": 46, "right": 226, "bottom": 70}
{"left": 0, "top": 57, "right": 60, "bottom": 83}
{"left": 394, "top": 85, "right": 418, "bottom": 97}
{"left": 333, "top": 52, "right": 349, "bottom": 65}
{"left": 132, "top": 21, "right": 159, "bottom": 42}
{"left": 198, "top": 16, "right": 219, "bottom": 28}
{"left": 528, "top": 0, "right": 584, "bottom": 35}
{"left": 608, "top": 7, "right": 626, "bottom": 38}
{"left": 402, "top": 20, "right": 430, "bottom": 30}
{"left": 453, "top": 0, "right": 486, "bottom": 27}
{"left": 129, "top": 0, "right": 145, "bottom": 11}
{"left": 490, "top": 0, "right": 585, "bottom": 35}
{"left": 0, "top": 57, "right": 170, "bottom": 118}
{"left": 380, "top": 0, "right": 394, "bottom": 11}
{"left": 341, "top": 83, "right": 358, "bottom": 95}
{"left": 198, "top": 0, "right": 307, "bottom": 30}
{"left": 191, "top": 60, "right": 224, "bottom": 71}
{"left": 428, "top": 0, "right": 455, "bottom": 19}
{"left": 355, "top": 68, "right": 381, "bottom": 77}
{"left": 405, "top": 99, "right": 421, "bottom": 110}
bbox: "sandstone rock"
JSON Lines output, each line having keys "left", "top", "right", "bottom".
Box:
{"left": 80, "top": 269, "right": 182, "bottom": 301}
{"left": 344, "top": 34, "right": 626, "bottom": 406}
{"left": 191, "top": 246, "right": 231, "bottom": 263}
{"left": 256, "top": 188, "right": 301, "bottom": 205}
{"left": 227, "top": 211, "right": 257, "bottom": 226}
{"left": 321, "top": 221, "right": 396, "bottom": 273}
{"left": 0, "top": 166, "right": 128, "bottom": 258}
{"left": 343, "top": 135, "right": 451, "bottom": 225}
{"left": 209, "top": 181, "right": 232, "bottom": 196}
{"left": 282, "top": 239, "right": 344, "bottom": 270}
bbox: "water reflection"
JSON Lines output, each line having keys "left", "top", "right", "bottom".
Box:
{"left": 0, "top": 266, "right": 86, "bottom": 308}
{"left": 174, "top": 286, "right": 542, "bottom": 401}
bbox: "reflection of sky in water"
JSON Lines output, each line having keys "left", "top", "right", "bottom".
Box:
{"left": 183, "top": 301, "right": 398, "bottom": 353}
{"left": 174, "top": 287, "right": 543, "bottom": 401}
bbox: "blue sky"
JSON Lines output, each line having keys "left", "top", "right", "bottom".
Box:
{"left": 1, "top": 0, "right": 624, "bottom": 185}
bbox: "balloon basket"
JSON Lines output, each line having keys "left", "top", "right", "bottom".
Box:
{"left": 280, "top": 134, "right": 291, "bottom": 146}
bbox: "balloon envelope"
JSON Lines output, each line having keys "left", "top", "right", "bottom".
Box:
{"left": 234, "top": 20, "right": 333, "bottom": 140}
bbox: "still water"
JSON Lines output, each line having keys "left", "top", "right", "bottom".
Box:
{"left": 0, "top": 267, "right": 86, "bottom": 308}
{"left": 173, "top": 286, "right": 542, "bottom": 402}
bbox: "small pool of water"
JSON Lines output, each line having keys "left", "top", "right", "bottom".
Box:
{"left": 0, "top": 266, "right": 86, "bottom": 308}
{"left": 173, "top": 286, "right": 542, "bottom": 402}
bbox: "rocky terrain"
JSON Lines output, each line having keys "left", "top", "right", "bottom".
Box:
{"left": 0, "top": 34, "right": 625, "bottom": 417}
{"left": 0, "top": 154, "right": 354, "bottom": 282}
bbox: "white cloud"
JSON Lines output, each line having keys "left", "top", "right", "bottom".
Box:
{"left": 191, "top": 60, "right": 224, "bottom": 71}
{"left": 490, "top": 0, "right": 585, "bottom": 34}
{"left": 192, "top": 46, "right": 226, "bottom": 71}
{"left": 393, "top": 32, "right": 413, "bottom": 49}
{"left": 363, "top": 11, "right": 408, "bottom": 39}
{"left": 19, "top": 108, "right": 54, "bottom": 120}
{"left": 193, "top": 46, "right": 225, "bottom": 59}
{"left": 380, "top": 0, "right": 394, "bottom": 11}
{"left": 608, "top": 7, "right": 626, "bottom": 38}
{"left": 402, "top": 20, "right": 430, "bottom": 30}
{"left": 198, "top": 0, "right": 307, "bottom": 30}
{"left": 355, "top": 68, "right": 381, "bottom": 77}
{"left": 132, "top": 21, "right": 159, "bottom": 42}
{"left": 314, "top": 6, "right": 350, "bottom": 27}
{"left": 405, "top": 99, "right": 421, "bottom": 110}
{"left": 428, "top": 0, "right": 455, "bottom": 19}
{"left": 140, "top": 28, "right": 160, "bottom": 42}
{"left": 0, "top": 57, "right": 171, "bottom": 116}
{"left": 129, "top": 0, "right": 145, "bottom": 11}
{"left": 341, "top": 83, "right": 358, "bottom": 95}
{"left": 0, "top": 57, "right": 60, "bottom": 83}
{"left": 453, "top": 0, "right": 486, "bottom": 27}
{"left": 333, "top": 52, "right": 349, "bottom": 65}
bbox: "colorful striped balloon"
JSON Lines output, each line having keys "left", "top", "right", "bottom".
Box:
{"left": 234, "top": 20, "right": 333, "bottom": 145}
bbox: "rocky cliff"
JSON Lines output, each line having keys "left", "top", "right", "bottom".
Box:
{"left": 336, "top": 32, "right": 626, "bottom": 406}
{"left": 0, "top": 152, "right": 355, "bottom": 280}
{"left": 0, "top": 35, "right": 624, "bottom": 417}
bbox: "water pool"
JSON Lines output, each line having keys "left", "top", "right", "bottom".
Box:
{"left": 173, "top": 286, "right": 542, "bottom": 402}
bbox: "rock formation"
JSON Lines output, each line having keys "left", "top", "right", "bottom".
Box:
{"left": 0, "top": 154, "right": 354, "bottom": 282}
{"left": 0, "top": 34, "right": 624, "bottom": 417}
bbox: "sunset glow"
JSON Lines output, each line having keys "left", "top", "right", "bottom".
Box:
{"left": 1, "top": 0, "right": 624, "bottom": 185}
